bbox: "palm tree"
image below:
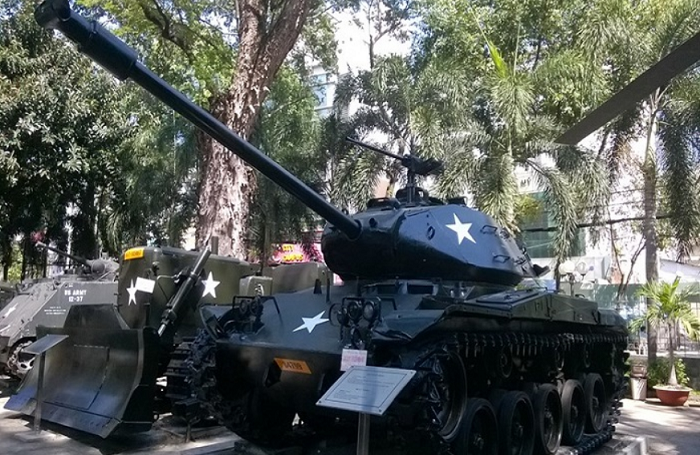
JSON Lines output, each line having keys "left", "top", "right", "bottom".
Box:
{"left": 636, "top": 278, "right": 700, "bottom": 387}
{"left": 331, "top": 54, "right": 475, "bottom": 211}
{"left": 581, "top": 0, "right": 700, "bottom": 364}
{"left": 414, "top": 3, "right": 612, "bottom": 265}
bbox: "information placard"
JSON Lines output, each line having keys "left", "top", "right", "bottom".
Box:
{"left": 316, "top": 366, "right": 416, "bottom": 416}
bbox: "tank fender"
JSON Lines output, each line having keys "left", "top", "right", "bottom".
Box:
{"left": 199, "top": 305, "right": 232, "bottom": 339}
{"left": 598, "top": 308, "right": 627, "bottom": 327}
{"left": 371, "top": 310, "right": 444, "bottom": 342}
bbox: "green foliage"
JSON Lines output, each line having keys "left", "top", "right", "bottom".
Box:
{"left": 78, "top": 0, "right": 235, "bottom": 104}
{"left": 0, "top": 1, "right": 131, "bottom": 258}
{"left": 4, "top": 243, "right": 22, "bottom": 283}
{"left": 637, "top": 279, "right": 700, "bottom": 344}
{"left": 99, "top": 90, "right": 199, "bottom": 254}
{"left": 247, "top": 65, "right": 324, "bottom": 259}
{"left": 413, "top": 0, "right": 612, "bottom": 257}
{"left": 0, "top": 0, "right": 199, "bottom": 262}
{"left": 637, "top": 278, "right": 700, "bottom": 385}
{"left": 333, "top": 54, "right": 474, "bottom": 210}
{"left": 648, "top": 358, "right": 689, "bottom": 387}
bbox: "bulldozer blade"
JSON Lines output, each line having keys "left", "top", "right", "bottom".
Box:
{"left": 5, "top": 304, "right": 160, "bottom": 438}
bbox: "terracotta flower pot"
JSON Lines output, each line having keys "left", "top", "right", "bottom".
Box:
{"left": 653, "top": 385, "right": 691, "bottom": 406}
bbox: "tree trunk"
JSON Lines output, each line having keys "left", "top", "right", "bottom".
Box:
{"left": 668, "top": 321, "right": 677, "bottom": 386}
{"left": 195, "top": 0, "right": 313, "bottom": 258}
{"left": 643, "top": 100, "right": 659, "bottom": 365}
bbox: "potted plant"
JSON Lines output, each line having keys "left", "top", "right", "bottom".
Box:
{"left": 635, "top": 278, "right": 700, "bottom": 406}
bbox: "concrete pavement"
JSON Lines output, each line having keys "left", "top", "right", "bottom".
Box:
{"left": 2, "top": 386, "right": 700, "bottom": 455}
{"left": 616, "top": 399, "right": 700, "bottom": 455}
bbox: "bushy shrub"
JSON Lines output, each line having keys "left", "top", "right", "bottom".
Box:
{"left": 647, "top": 358, "right": 689, "bottom": 386}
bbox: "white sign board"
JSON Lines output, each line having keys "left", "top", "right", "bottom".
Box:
{"left": 316, "top": 366, "right": 416, "bottom": 416}
{"left": 135, "top": 277, "right": 156, "bottom": 294}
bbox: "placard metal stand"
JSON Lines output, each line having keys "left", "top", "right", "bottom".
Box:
{"left": 317, "top": 366, "right": 416, "bottom": 455}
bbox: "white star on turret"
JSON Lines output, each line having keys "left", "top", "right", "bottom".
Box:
{"left": 202, "top": 271, "right": 220, "bottom": 298}
{"left": 127, "top": 279, "right": 137, "bottom": 305}
{"left": 446, "top": 213, "right": 476, "bottom": 245}
{"left": 293, "top": 311, "right": 329, "bottom": 333}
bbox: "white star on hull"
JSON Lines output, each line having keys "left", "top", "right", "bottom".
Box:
{"left": 446, "top": 213, "right": 477, "bottom": 244}
{"left": 202, "top": 271, "right": 220, "bottom": 298}
{"left": 127, "top": 279, "right": 137, "bottom": 305}
{"left": 293, "top": 311, "right": 329, "bottom": 333}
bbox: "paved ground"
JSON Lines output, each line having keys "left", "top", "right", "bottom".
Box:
{"left": 0, "top": 385, "right": 247, "bottom": 455}
{"left": 1, "top": 383, "right": 699, "bottom": 455}
{"left": 616, "top": 399, "right": 700, "bottom": 455}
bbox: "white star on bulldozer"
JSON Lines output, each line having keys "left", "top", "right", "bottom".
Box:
{"left": 293, "top": 311, "right": 329, "bottom": 333}
{"left": 127, "top": 279, "right": 138, "bottom": 305}
{"left": 446, "top": 213, "right": 476, "bottom": 244}
{"left": 202, "top": 271, "right": 220, "bottom": 298}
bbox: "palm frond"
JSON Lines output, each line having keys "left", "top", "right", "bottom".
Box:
{"left": 473, "top": 151, "right": 518, "bottom": 231}
{"left": 527, "top": 159, "right": 578, "bottom": 261}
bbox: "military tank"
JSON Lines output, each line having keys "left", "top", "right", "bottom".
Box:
{"left": 10, "top": 2, "right": 633, "bottom": 453}
{"left": 0, "top": 242, "right": 119, "bottom": 378}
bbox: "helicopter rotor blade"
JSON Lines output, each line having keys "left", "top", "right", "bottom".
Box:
{"left": 556, "top": 29, "right": 700, "bottom": 145}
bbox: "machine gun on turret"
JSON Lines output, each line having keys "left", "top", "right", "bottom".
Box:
{"left": 345, "top": 137, "right": 443, "bottom": 205}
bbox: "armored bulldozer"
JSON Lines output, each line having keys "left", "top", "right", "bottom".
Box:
{"left": 9, "top": 2, "right": 630, "bottom": 454}
{"left": 0, "top": 243, "right": 119, "bottom": 378}
{"left": 8, "top": 239, "right": 330, "bottom": 433}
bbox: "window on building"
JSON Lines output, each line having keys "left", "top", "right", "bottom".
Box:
{"left": 517, "top": 192, "right": 586, "bottom": 258}
{"left": 313, "top": 85, "right": 328, "bottom": 107}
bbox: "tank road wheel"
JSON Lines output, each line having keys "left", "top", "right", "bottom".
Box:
{"left": 583, "top": 373, "right": 608, "bottom": 434}
{"left": 531, "top": 384, "right": 563, "bottom": 455}
{"left": 561, "top": 380, "right": 586, "bottom": 445}
{"left": 431, "top": 353, "right": 468, "bottom": 443}
{"left": 7, "top": 339, "right": 35, "bottom": 379}
{"left": 454, "top": 398, "right": 498, "bottom": 455}
{"left": 493, "top": 391, "right": 535, "bottom": 455}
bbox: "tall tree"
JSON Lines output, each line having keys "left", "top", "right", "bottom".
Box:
{"left": 0, "top": 0, "right": 130, "bottom": 268}
{"left": 590, "top": 0, "right": 700, "bottom": 363}
{"left": 407, "top": 0, "right": 611, "bottom": 261}
{"left": 83, "top": 0, "right": 325, "bottom": 257}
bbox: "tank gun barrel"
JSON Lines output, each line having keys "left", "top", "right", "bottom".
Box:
{"left": 36, "top": 241, "right": 90, "bottom": 267}
{"left": 34, "top": 0, "right": 361, "bottom": 240}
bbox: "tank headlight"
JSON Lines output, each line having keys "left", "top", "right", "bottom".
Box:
{"left": 347, "top": 300, "right": 362, "bottom": 322}
{"left": 362, "top": 301, "right": 378, "bottom": 322}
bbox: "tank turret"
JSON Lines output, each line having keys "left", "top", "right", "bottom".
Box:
{"left": 322, "top": 138, "right": 547, "bottom": 284}
{"left": 36, "top": 241, "right": 119, "bottom": 278}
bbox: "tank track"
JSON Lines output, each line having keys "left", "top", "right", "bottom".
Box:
{"left": 396, "top": 329, "right": 628, "bottom": 455}
{"left": 165, "top": 337, "right": 196, "bottom": 403}
{"left": 186, "top": 328, "right": 628, "bottom": 455}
